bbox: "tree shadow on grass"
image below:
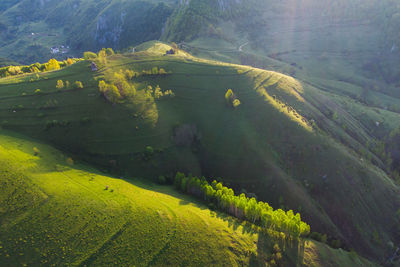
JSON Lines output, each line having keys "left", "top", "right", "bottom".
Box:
{"left": 249, "top": 232, "right": 307, "bottom": 266}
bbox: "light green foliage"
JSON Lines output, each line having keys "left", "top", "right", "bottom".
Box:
{"left": 74, "top": 81, "right": 83, "bottom": 89}
{"left": 45, "top": 59, "right": 60, "bottom": 72}
{"left": 125, "top": 69, "right": 135, "bottom": 80}
{"left": 99, "top": 80, "right": 122, "bottom": 103}
{"left": 152, "top": 67, "right": 159, "bottom": 75}
{"left": 105, "top": 48, "right": 115, "bottom": 56}
{"left": 154, "top": 85, "right": 163, "bottom": 99}
{"left": 8, "top": 66, "right": 22, "bottom": 75}
{"left": 56, "top": 80, "right": 64, "bottom": 90}
{"left": 0, "top": 58, "right": 78, "bottom": 78}
{"left": 83, "top": 51, "right": 97, "bottom": 60}
{"left": 174, "top": 172, "right": 311, "bottom": 238}
{"left": 98, "top": 80, "right": 107, "bottom": 94}
{"left": 232, "top": 99, "right": 241, "bottom": 108}
{"left": 112, "top": 71, "right": 136, "bottom": 97}
{"left": 97, "top": 49, "right": 107, "bottom": 65}
{"left": 98, "top": 70, "right": 136, "bottom": 103}
{"left": 104, "top": 84, "right": 121, "bottom": 104}
{"left": 225, "top": 89, "right": 234, "bottom": 102}
{"left": 225, "top": 89, "right": 240, "bottom": 108}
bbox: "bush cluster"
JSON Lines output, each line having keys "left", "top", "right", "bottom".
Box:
{"left": 0, "top": 58, "right": 79, "bottom": 78}
{"left": 225, "top": 89, "right": 241, "bottom": 108}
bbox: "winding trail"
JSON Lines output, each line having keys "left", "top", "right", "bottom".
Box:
{"left": 238, "top": 42, "right": 249, "bottom": 52}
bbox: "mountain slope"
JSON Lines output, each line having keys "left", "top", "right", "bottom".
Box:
{"left": 0, "top": 0, "right": 174, "bottom": 63}
{"left": 0, "top": 130, "right": 376, "bottom": 266}
{"left": 0, "top": 43, "right": 398, "bottom": 263}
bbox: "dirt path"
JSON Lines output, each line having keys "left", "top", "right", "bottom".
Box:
{"left": 238, "top": 42, "right": 249, "bottom": 52}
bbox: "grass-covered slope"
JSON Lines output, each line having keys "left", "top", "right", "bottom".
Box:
{"left": 0, "top": 130, "right": 375, "bottom": 266}
{"left": 0, "top": 43, "right": 398, "bottom": 262}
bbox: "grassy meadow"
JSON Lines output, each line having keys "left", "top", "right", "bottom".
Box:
{"left": 0, "top": 130, "right": 377, "bottom": 266}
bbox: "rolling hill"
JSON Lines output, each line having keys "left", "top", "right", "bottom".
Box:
{"left": 0, "top": 42, "right": 399, "bottom": 264}
{"left": 0, "top": 129, "right": 376, "bottom": 266}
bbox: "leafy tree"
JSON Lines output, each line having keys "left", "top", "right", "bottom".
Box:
{"left": 83, "top": 51, "right": 97, "bottom": 60}
{"left": 104, "top": 84, "right": 121, "bottom": 103}
{"left": 8, "top": 66, "right": 22, "bottom": 75}
{"left": 106, "top": 48, "right": 115, "bottom": 56}
{"left": 154, "top": 85, "right": 163, "bottom": 99}
{"left": 232, "top": 99, "right": 241, "bottom": 108}
{"left": 74, "top": 81, "right": 84, "bottom": 89}
{"left": 56, "top": 80, "right": 64, "bottom": 89}
{"left": 45, "top": 59, "right": 60, "bottom": 71}
{"left": 125, "top": 69, "right": 135, "bottom": 80}
{"left": 225, "top": 89, "right": 234, "bottom": 102}
{"left": 98, "top": 80, "right": 107, "bottom": 94}
{"left": 98, "top": 49, "right": 107, "bottom": 65}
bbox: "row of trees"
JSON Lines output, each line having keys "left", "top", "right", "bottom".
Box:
{"left": 0, "top": 58, "right": 79, "bottom": 78}
{"left": 174, "top": 172, "right": 310, "bottom": 238}
{"left": 146, "top": 85, "right": 175, "bottom": 99}
{"left": 56, "top": 80, "right": 83, "bottom": 90}
{"left": 122, "top": 67, "right": 170, "bottom": 79}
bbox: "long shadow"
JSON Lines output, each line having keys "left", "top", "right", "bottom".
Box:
{"left": 249, "top": 231, "right": 307, "bottom": 266}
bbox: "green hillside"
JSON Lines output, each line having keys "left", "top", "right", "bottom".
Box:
{"left": 0, "top": 57, "right": 18, "bottom": 67}
{"left": 0, "top": 130, "right": 376, "bottom": 266}
{"left": 0, "top": 43, "right": 399, "bottom": 264}
{"left": 0, "top": 0, "right": 174, "bottom": 63}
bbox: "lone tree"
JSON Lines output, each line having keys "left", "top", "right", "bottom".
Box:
{"left": 45, "top": 59, "right": 60, "bottom": 71}
{"left": 225, "top": 89, "right": 234, "bottom": 103}
{"left": 74, "top": 81, "right": 83, "bottom": 89}
{"left": 56, "top": 80, "right": 64, "bottom": 89}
